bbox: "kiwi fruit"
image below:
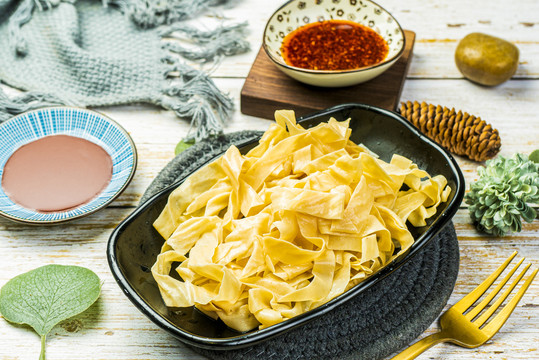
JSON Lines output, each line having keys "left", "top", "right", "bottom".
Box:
{"left": 455, "top": 33, "right": 519, "bottom": 86}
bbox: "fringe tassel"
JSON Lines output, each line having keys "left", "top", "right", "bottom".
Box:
{"left": 120, "top": 0, "right": 232, "bottom": 29}
{"left": 8, "top": 0, "right": 35, "bottom": 56}
{"left": 160, "top": 22, "right": 249, "bottom": 62}
{"left": 0, "top": 87, "right": 66, "bottom": 122}
{"left": 7, "top": 0, "right": 57, "bottom": 56}
{"left": 155, "top": 20, "right": 249, "bottom": 138}
{"left": 158, "top": 57, "right": 233, "bottom": 141}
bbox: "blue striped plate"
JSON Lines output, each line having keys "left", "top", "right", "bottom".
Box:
{"left": 0, "top": 107, "right": 137, "bottom": 224}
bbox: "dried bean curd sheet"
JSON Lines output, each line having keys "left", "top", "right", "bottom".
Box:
{"left": 152, "top": 111, "right": 451, "bottom": 332}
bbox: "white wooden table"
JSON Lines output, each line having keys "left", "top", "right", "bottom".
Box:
{"left": 1, "top": 0, "right": 537, "bottom": 359}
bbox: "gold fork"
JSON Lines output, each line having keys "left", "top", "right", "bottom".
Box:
{"left": 391, "top": 251, "right": 537, "bottom": 360}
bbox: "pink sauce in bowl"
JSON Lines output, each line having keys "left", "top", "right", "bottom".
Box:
{"left": 2, "top": 135, "right": 113, "bottom": 213}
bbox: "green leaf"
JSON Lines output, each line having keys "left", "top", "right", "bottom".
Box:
{"left": 529, "top": 149, "right": 539, "bottom": 164}
{"left": 0, "top": 265, "right": 101, "bottom": 360}
{"left": 174, "top": 140, "right": 195, "bottom": 155}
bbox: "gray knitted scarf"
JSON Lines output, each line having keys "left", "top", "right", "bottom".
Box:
{"left": 0, "top": 0, "right": 249, "bottom": 140}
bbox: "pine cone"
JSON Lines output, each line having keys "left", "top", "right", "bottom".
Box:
{"left": 398, "top": 101, "right": 501, "bottom": 162}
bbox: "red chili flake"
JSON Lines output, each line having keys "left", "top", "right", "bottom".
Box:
{"left": 281, "top": 20, "right": 389, "bottom": 71}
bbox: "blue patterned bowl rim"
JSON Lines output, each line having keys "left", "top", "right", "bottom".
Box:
{"left": 0, "top": 107, "right": 137, "bottom": 224}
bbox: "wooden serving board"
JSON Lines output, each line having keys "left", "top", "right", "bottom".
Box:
{"left": 241, "top": 30, "right": 415, "bottom": 120}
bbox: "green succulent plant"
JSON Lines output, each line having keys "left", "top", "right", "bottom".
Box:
{"left": 465, "top": 150, "right": 539, "bottom": 237}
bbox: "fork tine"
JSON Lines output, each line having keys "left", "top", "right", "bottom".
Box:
{"left": 453, "top": 251, "right": 518, "bottom": 313}
{"left": 474, "top": 262, "right": 531, "bottom": 327}
{"left": 465, "top": 257, "right": 525, "bottom": 320}
{"left": 481, "top": 267, "right": 538, "bottom": 337}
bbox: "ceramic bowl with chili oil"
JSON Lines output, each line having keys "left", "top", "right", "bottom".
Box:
{"left": 263, "top": 0, "right": 405, "bottom": 87}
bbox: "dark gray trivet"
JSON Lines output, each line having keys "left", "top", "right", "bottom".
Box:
{"left": 141, "top": 131, "right": 460, "bottom": 360}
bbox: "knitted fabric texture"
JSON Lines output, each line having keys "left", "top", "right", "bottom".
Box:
{"left": 0, "top": 0, "right": 249, "bottom": 140}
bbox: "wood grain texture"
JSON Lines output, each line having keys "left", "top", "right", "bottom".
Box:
{"left": 0, "top": 0, "right": 538, "bottom": 359}
{"left": 240, "top": 31, "right": 415, "bottom": 119}
{"left": 170, "top": 0, "right": 539, "bottom": 79}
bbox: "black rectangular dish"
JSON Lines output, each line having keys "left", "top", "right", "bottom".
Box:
{"left": 107, "top": 103, "right": 465, "bottom": 350}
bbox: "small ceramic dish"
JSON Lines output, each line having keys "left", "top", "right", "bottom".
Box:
{"left": 0, "top": 107, "right": 137, "bottom": 224}
{"left": 107, "top": 103, "right": 464, "bottom": 350}
{"left": 263, "top": 0, "right": 405, "bottom": 87}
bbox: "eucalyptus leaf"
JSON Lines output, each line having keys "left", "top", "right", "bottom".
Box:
{"left": 175, "top": 139, "right": 195, "bottom": 155}
{"left": 0, "top": 265, "right": 101, "bottom": 360}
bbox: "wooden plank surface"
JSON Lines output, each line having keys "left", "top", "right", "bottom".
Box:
{"left": 0, "top": 0, "right": 538, "bottom": 359}
{"left": 190, "top": 0, "right": 539, "bottom": 79}
{"left": 240, "top": 30, "right": 415, "bottom": 119}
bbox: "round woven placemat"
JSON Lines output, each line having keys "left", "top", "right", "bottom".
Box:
{"left": 141, "top": 131, "right": 460, "bottom": 360}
